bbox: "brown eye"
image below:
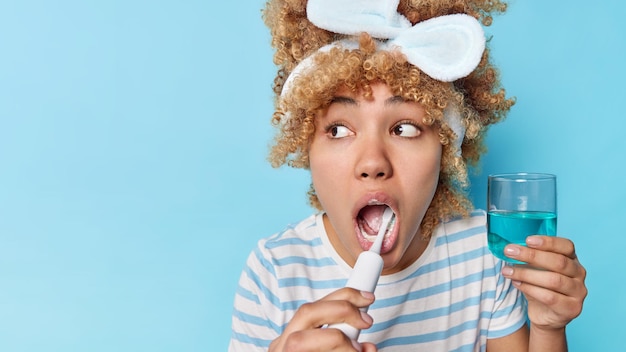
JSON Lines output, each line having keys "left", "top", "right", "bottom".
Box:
{"left": 327, "top": 124, "right": 352, "bottom": 138}
{"left": 392, "top": 123, "right": 420, "bottom": 137}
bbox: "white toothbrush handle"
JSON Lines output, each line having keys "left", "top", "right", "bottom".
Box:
{"left": 327, "top": 250, "right": 384, "bottom": 340}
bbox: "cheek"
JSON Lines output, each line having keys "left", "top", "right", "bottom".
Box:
{"left": 308, "top": 145, "right": 341, "bottom": 206}
{"left": 400, "top": 146, "right": 442, "bottom": 201}
{"left": 310, "top": 158, "right": 346, "bottom": 189}
{"left": 424, "top": 152, "right": 442, "bottom": 193}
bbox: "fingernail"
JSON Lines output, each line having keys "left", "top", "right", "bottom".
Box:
{"left": 504, "top": 245, "right": 521, "bottom": 256}
{"left": 360, "top": 311, "right": 373, "bottom": 325}
{"left": 360, "top": 291, "right": 375, "bottom": 300}
{"left": 512, "top": 280, "right": 521, "bottom": 287}
{"left": 502, "top": 266, "right": 514, "bottom": 276}
{"left": 526, "top": 236, "right": 543, "bottom": 247}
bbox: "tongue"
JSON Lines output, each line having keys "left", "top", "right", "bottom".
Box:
{"left": 358, "top": 205, "right": 387, "bottom": 235}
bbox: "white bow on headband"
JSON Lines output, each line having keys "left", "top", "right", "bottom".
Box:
{"left": 280, "top": 0, "right": 487, "bottom": 154}
{"left": 307, "top": 0, "right": 486, "bottom": 82}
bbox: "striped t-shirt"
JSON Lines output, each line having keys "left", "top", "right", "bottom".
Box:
{"left": 229, "top": 210, "right": 526, "bottom": 351}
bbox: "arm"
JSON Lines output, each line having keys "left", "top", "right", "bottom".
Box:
{"left": 487, "top": 324, "right": 529, "bottom": 352}
{"left": 487, "top": 323, "right": 568, "bottom": 352}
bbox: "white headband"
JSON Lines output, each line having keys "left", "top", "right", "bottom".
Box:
{"left": 280, "top": 0, "right": 487, "bottom": 154}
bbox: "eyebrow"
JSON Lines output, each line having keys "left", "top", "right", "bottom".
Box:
{"left": 384, "top": 95, "right": 405, "bottom": 106}
{"left": 330, "top": 96, "right": 357, "bottom": 106}
{"left": 329, "top": 95, "right": 405, "bottom": 106}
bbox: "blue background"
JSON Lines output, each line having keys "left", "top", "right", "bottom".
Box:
{"left": 1, "top": 0, "right": 623, "bottom": 351}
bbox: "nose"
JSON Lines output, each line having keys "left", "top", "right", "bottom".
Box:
{"left": 354, "top": 138, "right": 392, "bottom": 180}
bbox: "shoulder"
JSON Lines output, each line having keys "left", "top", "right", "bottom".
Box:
{"left": 437, "top": 209, "right": 487, "bottom": 245}
{"left": 257, "top": 213, "right": 323, "bottom": 257}
{"left": 443, "top": 209, "right": 487, "bottom": 233}
{"left": 240, "top": 213, "right": 325, "bottom": 288}
{"left": 432, "top": 209, "right": 499, "bottom": 271}
{"left": 244, "top": 212, "right": 345, "bottom": 302}
{"left": 246, "top": 213, "right": 334, "bottom": 278}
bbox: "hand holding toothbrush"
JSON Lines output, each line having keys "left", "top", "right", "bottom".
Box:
{"left": 268, "top": 208, "right": 395, "bottom": 352}
{"left": 268, "top": 288, "right": 378, "bottom": 351}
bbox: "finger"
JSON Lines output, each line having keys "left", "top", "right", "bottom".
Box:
{"left": 360, "top": 342, "right": 378, "bottom": 352}
{"left": 320, "top": 287, "right": 376, "bottom": 308}
{"left": 503, "top": 244, "right": 583, "bottom": 278}
{"left": 286, "top": 299, "right": 373, "bottom": 334}
{"left": 525, "top": 236, "right": 577, "bottom": 259}
{"left": 502, "top": 265, "right": 586, "bottom": 297}
{"left": 282, "top": 327, "right": 363, "bottom": 352}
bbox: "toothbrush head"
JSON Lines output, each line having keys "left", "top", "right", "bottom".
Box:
{"left": 370, "top": 207, "right": 395, "bottom": 254}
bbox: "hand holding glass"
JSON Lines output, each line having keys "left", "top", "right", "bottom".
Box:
{"left": 487, "top": 173, "right": 557, "bottom": 264}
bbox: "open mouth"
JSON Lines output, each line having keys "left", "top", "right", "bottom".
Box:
{"left": 357, "top": 204, "right": 396, "bottom": 243}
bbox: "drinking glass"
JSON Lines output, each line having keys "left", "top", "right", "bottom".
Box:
{"left": 487, "top": 173, "right": 557, "bottom": 264}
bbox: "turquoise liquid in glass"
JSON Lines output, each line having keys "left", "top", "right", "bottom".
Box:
{"left": 487, "top": 211, "right": 557, "bottom": 264}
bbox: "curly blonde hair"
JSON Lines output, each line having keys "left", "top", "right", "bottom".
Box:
{"left": 262, "top": 0, "right": 515, "bottom": 239}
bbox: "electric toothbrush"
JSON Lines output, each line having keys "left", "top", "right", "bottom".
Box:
{"left": 327, "top": 207, "right": 395, "bottom": 341}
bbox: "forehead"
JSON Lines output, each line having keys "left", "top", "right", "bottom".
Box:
{"left": 318, "top": 82, "right": 428, "bottom": 126}
{"left": 333, "top": 82, "right": 392, "bottom": 97}
{"left": 328, "top": 82, "right": 428, "bottom": 111}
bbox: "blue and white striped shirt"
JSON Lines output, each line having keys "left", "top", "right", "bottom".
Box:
{"left": 230, "top": 210, "right": 526, "bottom": 351}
